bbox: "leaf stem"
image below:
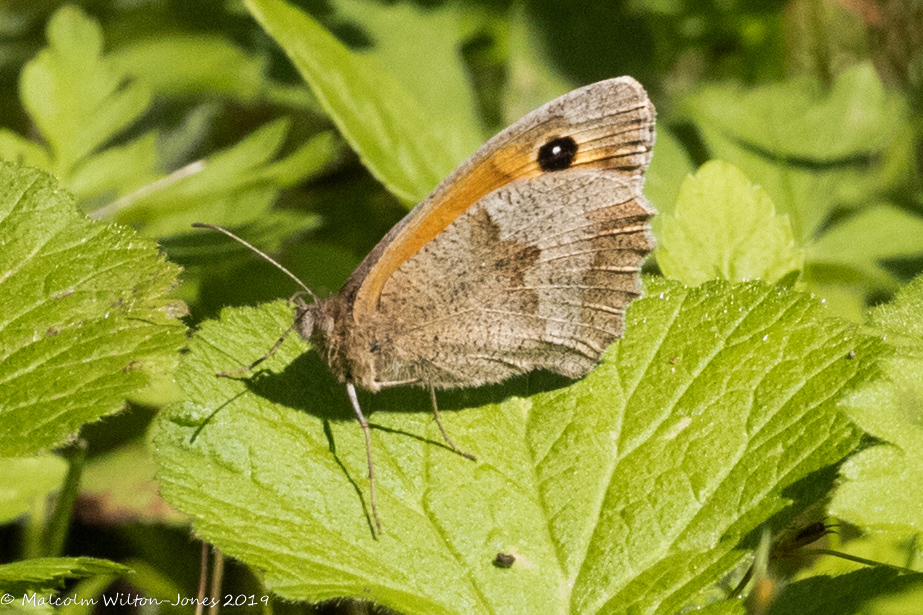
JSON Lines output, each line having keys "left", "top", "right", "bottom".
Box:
{"left": 45, "top": 439, "right": 88, "bottom": 557}
{"left": 23, "top": 489, "right": 47, "bottom": 559}
{"left": 208, "top": 549, "right": 224, "bottom": 615}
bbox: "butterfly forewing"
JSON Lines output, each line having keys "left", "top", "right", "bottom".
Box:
{"left": 347, "top": 77, "right": 655, "bottom": 326}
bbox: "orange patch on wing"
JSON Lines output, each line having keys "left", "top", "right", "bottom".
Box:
{"left": 352, "top": 141, "right": 541, "bottom": 318}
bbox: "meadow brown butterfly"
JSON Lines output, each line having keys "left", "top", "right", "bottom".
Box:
{"left": 197, "top": 75, "right": 655, "bottom": 535}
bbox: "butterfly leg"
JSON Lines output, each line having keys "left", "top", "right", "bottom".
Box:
{"left": 429, "top": 385, "right": 477, "bottom": 461}
{"left": 216, "top": 319, "right": 300, "bottom": 377}
{"left": 346, "top": 382, "right": 383, "bottom": 536}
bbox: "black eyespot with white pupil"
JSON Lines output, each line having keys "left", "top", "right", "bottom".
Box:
{"left": 537, "top": 136, "right": 578, "bottom": 172}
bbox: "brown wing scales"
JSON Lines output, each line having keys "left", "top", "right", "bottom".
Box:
{"left": 366, "top": 169, "right": 654, "bottom": 388}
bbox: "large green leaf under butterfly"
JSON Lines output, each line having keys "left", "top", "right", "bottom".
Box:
{"left": 155, "top": 278, "right": 884, "bottom": 614}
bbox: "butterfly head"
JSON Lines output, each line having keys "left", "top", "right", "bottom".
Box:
{"left": 293, "top": 295, "right": 359, "bottom": 385}
{"left": 294, "top": 295, "right": 331, "bottom": 343}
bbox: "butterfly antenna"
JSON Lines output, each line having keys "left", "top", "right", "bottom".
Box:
{"left": 192, "top": 222, "right": 318, "bottom": 303}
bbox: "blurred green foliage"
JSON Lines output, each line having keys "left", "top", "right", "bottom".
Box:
{"left": 2, "top": 0, "right": 923, "bottom": 613}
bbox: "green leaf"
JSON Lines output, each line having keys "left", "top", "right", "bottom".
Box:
{"left": 690, "top": 65, "right": 899, "bottom": 161}
{"left": 0, "top": 457, "right": 68, "bottom": 524}
{"left": 248, "top": 130, "right": 342, "bottom": 187}
{"left": 790, "top": 530, "right": 922, "bottom": 589}
{"left": 110, "top": 33, "right": 321, "bottom": 113}
{"left": 329, "top": 0, "right": 484, "bottom": 160}
{"left": 66, "top": 134, "right": 159, "bottom": 205}
{"left": 645, "top": 128, "right": 694, "bottom": 218}
{"left": 80, "top": 440, "right": 186, "bottom": 525}
{"left": 101, "top": 124, "right": 339, "bottom": 238}
{"left": 111, "top": 559, "right": 186, "bottom": 615}
{"left": 245, "top": 0, "right": 458, "bottom": 205}
{"left": 695, "top": 602, "right": 746, "bottom": 615}
{"left": 184, "top": 240, "right": 361, "bottom": 323}
{"left": 154, "top": 278, "right": 884, "bottom": 613}
{"left": 0, "top": 557, "right": 130, "bottom": 596}
{"left": 800, "top": 282, "right": 869, "bottom": 323}
{"left": 4, "top": 5, "right": 160, "bottom": 207}
{"left": 685, "top": 64, "right": 907, "bottom": 242}
{"left": 806, "top": 203, "right": 923, "bottom": 288}
{"left": 0, "top": 162, "right": 186, "bottom": 457}
{"left": 56, "top": 574, "right": 119, "bottom": 615}
{"left": 809, "top": 204, "right": 923, "bottom": 265}
{"left": 503, "top": 3, "right": 575, "bottom": 124}
{"left": 864, "top": 580, "right": 923, "bottom": 615}
{"left": 0, "top": 130, "right": 52, "bottom": 170}
{"left": 159, "top": 210, "right": 320, "bottom": 269}
{"left": 111, "top": 35, "right": 268, "bottom": 101}
{"left": 764, "top": 567, "right": 923, "bottom": 615}
{"left": 19, "top": 6, "right": 151, "bottom": 178}
{"left": 831, "top": 276, "right": 923, "bottom": 533}
{"left": 656, "top": 161, "right": 803, "bottom": 285}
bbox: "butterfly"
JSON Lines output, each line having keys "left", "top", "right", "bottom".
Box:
{"left": 197, "top": 75, "right": 655, "bottom": 535}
